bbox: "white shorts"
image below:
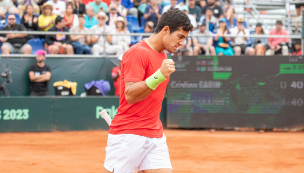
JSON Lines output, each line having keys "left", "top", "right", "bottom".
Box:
{"left": 104, "top": 133, "right": 172, "bottom": 173}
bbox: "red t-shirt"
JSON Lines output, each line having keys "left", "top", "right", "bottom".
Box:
{"left": 293, "top": 50, "right": 302, "bottom": 55}
{"left": 111, "top": 66, "right": 121, "bottom": 96}
{"left": 109, "top": 40, "right": 169, "bottom": 138}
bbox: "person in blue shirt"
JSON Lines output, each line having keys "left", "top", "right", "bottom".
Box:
{"left": 84, "top": 7, "right": 98, "bottom": 28}
{"left": 213, "top": 18, "right": 234, "bottom": 55}
{"left": 144, "top": 0, "right": 162, "bottom": 28}
{"left": 88, "top": 0, "right": 108, "bottom": 13}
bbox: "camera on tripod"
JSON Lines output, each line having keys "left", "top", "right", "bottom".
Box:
{"left": 0, "top": 64, "right": 13, "bottom": 97}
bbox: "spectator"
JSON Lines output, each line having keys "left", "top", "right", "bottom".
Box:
{"left": 227, "top": 10, "right": 248, "bottom": 29}
{"left": 229, "top": 16, "right": 254, "bottom": 55}
{"left": 214, "top": 18, "right": 234, "bottom": 55}
{"left": 200, "top": 0, "right": 220, "bottom": 7}
{"left": 219, "top": 0, "right": 233, "bottom": 23}
{"left": 144, "top": 0, "right": 162, "bottom": 28}
{"left": 0, "top": 0, "right": 19, "bottom": 18}
{"left": 295, "top": 2, "right": 304, "bottom": 31}
{"left": 193, "top": 22, "right": 215, "bottom": 55}
{"left": 181, "top": 5, "right": 197, "bottom": 30}
{"left": 70, "top": 14, "right": 91, "bottom": 54}
{"left": 202, "top": 0, "right": 223, "bottom": 19}
{"left": 46, "top": 0, "right": 66, "bottom": 16}
{"left": 29, "top": 50, "right": 51, "bottom": 96}
{"left": 188, "top": 0, "right": 201, "bottom": 22}
{"left": 71, "top": 0, "right": 86, "bottom": 15}
{"left": 21, "top": 5, "right": 39, "bottom": 33}
{"left": 0, "top": 13, "right": 32, "bottom": 54}
{"left": 111, "top": 16, "right": 130, "bottom": 53}
{"left": 88, "top": 0, "right": 108, "bottom": 14}
{"left": 251, "top": 23, "right": 267, "bottom": 55}
{"left": 46, "top": 16, "right": 74, "bottom": 54}
{"left": 37, "top": 0, "right": 48, "bottom": 13}
{"left": 63, "top": 3, "right": 79, "bottom": 29}
{"left": 138, "top": 0, "right": 148, "bottom": 14}
{"left": 91, "top": 11, "right": 123, "bottom": 56}
{"left": 84, "top": 6, "right": 98, "bottom": 28}
{"left": 292, "top": 39, "right": 301, "bottom": 55}
{"left": 111, "top": 55, "right": 122, "bottom": 96}
{"left": 106, "top": 3, "right": 121, "bottom": 30}
{"left": 113, "top": 0, "right": 127, "bottom": 17}
{"left": 265, "top": 20, "right": 289, "bottom": 56}
{"left": 38, "top": 3, "right": 57, "bottom": 40}
{"left": 140, "top": 21, "right": 153, "bottom": 40}
{"left": 199, "top": 7, "right": 216, "bottom": 32}
{"left": 163, "top": 0, "right": 181, "bottom": 14}
{"left": 17, "top": 0, "right": 39, "bottom": 17}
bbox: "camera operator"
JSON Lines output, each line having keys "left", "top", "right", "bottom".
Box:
{"left": 29, "top": 50, "right": 51, "bottom": 96}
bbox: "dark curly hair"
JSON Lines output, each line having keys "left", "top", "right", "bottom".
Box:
{"left": 154, "top": 7, "right": 194, "bottom": 34}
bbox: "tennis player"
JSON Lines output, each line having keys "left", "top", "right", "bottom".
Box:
{"left": 103, "top": 7, "right": 193, "bottom": 173}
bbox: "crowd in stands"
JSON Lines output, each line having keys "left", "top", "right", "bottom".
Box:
{"left": 0, "top": 0, "right": 301, "bottom": 56}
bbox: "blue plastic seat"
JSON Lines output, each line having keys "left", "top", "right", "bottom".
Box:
{"left": 4, "top": 13, "right": 21, "bottom": 26}
{"left": 27, "top": 38, "right": 44, "bottom": 54}
{"left": 126, "top": 15, "right": 141, "bottom": 32}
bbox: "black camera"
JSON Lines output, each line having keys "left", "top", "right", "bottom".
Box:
{"left": 0, "top": 64, "right": 13, "bottom": 97}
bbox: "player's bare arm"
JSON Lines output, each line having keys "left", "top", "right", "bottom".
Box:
{"left": 125, "top": 59, "right": 175, "bottom": 104}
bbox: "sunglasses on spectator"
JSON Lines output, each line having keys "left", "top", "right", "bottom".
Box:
{"left": 8, "top": 18, "right": 16, "bottom": 20}
{"left": 98, "top": 17, "right": 105, "bottom": 20}
{"left": 45, "top": 7, "right": 51, "bottom": 9}
{"left": 111, "top": 8, "right": 117, "bottom": 11}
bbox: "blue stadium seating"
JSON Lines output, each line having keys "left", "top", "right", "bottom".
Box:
{"left": 27, "top": 38, "right": 44, "bottom": 54}
{"left": 4, "top": 13, "right": 21, "bottom": 26}
{"left": 126, "top": 15, "right": 141, "bottom": 32}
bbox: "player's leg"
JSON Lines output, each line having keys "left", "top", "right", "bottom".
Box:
{"left": 138, "top": 134, "right": 172, "bottom": 173}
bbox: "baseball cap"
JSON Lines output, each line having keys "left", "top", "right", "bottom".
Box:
{"left": 256, "top": 22, "right": 262, "bottom": 27}
{"left": 219, "top": 18, "right": 226, "bottom": 23}
{"left": 276, "top": 20, "right": 283, "bottom": 25}
{"left": 181, "top": 5, "right": 189, "bottom": 11}
{"left": 36, "top": 50, "right": 46, "bottom": 56}
{"left": 198, "top": 21, "right": 206, "bottom": 26}
{"left": 237, "top": 16, "right": 244, "bottom": 23}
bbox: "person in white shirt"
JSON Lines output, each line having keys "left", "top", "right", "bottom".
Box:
{"left": 113, "top": 0, "right": 127, "bottom": 17}
{"left": 46, "top": 0, "right": 66, "bottom": 16}
{"left": 91, "top": 11, "right": 123, "bottom": 56}
{"left": 229, "top": 16, "right": 254, "bottom": 55}
{"left": 111, "top": 16, "right": 131, "bottom": 53}
{"left": 181, "top": 5, "right": 197, "bottom": 30}
{"left": 162, "top": 0, "right": 181, "bottom": 14}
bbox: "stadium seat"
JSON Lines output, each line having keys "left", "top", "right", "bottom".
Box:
{"left": 126, "top": 15, "right": 141, "bottom": 32}
{"left": 4, "top": 13, "right": 21, "bottom": 26}
{"left": 27, "top": 38, "right": 44, "bottom": 54}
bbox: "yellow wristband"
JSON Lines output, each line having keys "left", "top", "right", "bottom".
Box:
{"left": 146, "top": 69, "right": 167, "bottom": 90}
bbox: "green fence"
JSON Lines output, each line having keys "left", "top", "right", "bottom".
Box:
{"left": 0, "top": 57, "right": 118, "bottom": 96}
{"left": 0, "top": 97, "right": 167, "bottom": 132}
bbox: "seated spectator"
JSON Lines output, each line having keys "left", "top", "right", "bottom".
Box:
{"left": 111, "top": 55, "right": 122, "bottom": 96}
{"left": 21, "top": 5, "right": 39, "bottom": 33}
{"left": 70, "top": 15, "right": 91, "bottom": 54}
{"left": 140, "top": 21, "right": 153, "bottom": 40}
{"left": 265, "top": 20, "right": 289, "bottom": 56}
{"left": 229, "top": 16, "right": 254, "bottom": 55}
{"left": 46, "top": 0, "right": 66, "bottom": 16}
{"left": 182, "top": 5, "right": 197, "bottom": 30}
{"left": 214, "top": 18, "right": 234, "bottom": 55}
{"left": 251, "top": 23, "right": 267, "bottom": 55}
{"left": 202, "top": 0, "right": 223, "bottom": 19}
{"left": 219, "top": 0, "right": 233, "bottom": 24}
{"left": 144, "top": 0, "right": 162, "bottom": 28}
{"left": 84, "top": 7, "right": 98, "bottom": 28}
{"left": 199, "top": 7, "right": 216, "bottom": 32}
{"left": 71, "top": 0, "right": 86, "bottom": 15}
{"left": 193, "top": 22, "right": 215, "bottom": 55}
{"left": 38, "top": 4, "right": 57, "bottom": 40}
{"left": 63, "top": 3, "right": 79, "bottom": 29}
{"left": 0, "top": 0, "right": 19, "bottom": 18}
{"left": 175, "top": 37, "right": 193, "bottom": 56}
{"left": 111, "top": 16, "right": 130, "bottom": 53}
{"left": 227, "top": 11, "right": 248, "bottom": 29}
{"left": 188, "top": 0, "right": 202, "bottom": 22}
{"left": 88, "top": 0, "right": 108, "bottom": 14}
{"left": 91, "top": 11, "right": 123, "bottom": 56}
{"left": 29, "top": 50, "right": 51, "bottom": 96}
{"left": 17, "top": 0, "right": 39, "bottom": 17}
{"left": 106, "top": 3, "right": 121, "bottom": 30}
{"left": 292, "top": 39, "right": 301, "bottom": 55}
{"left": 46, "top": 16, "right": 74, "bottom": 54}
{"left": 163, "top": 0, "right": 181, "bottom": 14}
{"left": 113, "top": 0, "right": 127, "bottom": 17}
{"left": 0, "top": 14, "right": 32, "bottom": 54}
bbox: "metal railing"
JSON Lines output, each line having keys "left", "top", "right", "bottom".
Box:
{"left": 0, "top": 30, "right": 302, "bottom": 57}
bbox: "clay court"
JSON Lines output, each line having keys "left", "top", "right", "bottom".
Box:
{"left": 0, "top": 129, "right": 304, "bottom": 173}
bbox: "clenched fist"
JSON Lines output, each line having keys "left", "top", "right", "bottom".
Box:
{"left": 159, "top": 59, "right": 175, "bottom": 78}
